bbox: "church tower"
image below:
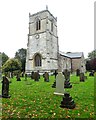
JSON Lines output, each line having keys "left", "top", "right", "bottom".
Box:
{"left": 25, "top": 8, "right": 59, "bottom": 73}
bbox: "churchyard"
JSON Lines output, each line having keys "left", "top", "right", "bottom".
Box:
{"left": 0, "top": 72, "right": 95, "bottom": 119}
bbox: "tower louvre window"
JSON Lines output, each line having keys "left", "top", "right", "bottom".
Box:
{"left": 36, "top": 19, "right": 41, "bottom": 31}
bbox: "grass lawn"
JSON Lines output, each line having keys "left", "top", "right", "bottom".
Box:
{"left": 0, "top": 73, "right": 95, "bottom": 119}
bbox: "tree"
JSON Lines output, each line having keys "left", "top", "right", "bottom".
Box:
{"left": 1, "top": 52, "right": 9, "bottom": 66}
{"left": 86, "top": 50, "right": 96, "bottom": 71}
{"left": 86, "top": 61, "right": 91, "bottom": 71}
{"left": 90, "top": 58, "right": 96, "bottom": 71}
{"left": 15, "top": 48, "right": 26, "bottom": 72}
{"left": 2, "top": 58, "right": 21, "bottom": 72}
{"left": 88, "top": 50, "right": 96, "bottom": 60}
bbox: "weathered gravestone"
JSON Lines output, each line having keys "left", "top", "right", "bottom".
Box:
{"left": 43, "top": 72, "right": 49, "bottom": 82}
{"left": 60, "top": 92, "right": 76, "bottom": 109}
{"left": 54, "top": 72, "right": 65, "bottom": 96}
{"left": 76, "top": 69, "right": 80, "bottom": 76}
{"left": 80, "top": 73, "right": 85, "bottom": 82}
{"left": 0, "top": 76, "right": 11, "bottom": 98}
{"left": 25, "top": 74, "right": 27, "bottom": 81}
{"left": 16, "top": 74, "right": 21, "bottom": 81}
{"left": 80, "top": 66, "right": 85, "bottom": 82}
{"left": 33, "top": 72, "right": 40, "bottom": 81}
{"left": 31, "top": 71, "right": 34, "bottom": 79}
{"left": 52, "top": 70, "right": 58, "bottom": 88}
{"left": 63, "top": 69, "right": 72, "bottom": 88}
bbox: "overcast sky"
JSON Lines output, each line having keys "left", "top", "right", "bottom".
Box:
{"left": 0, "top": 0, "right": 95, "bottom": 58}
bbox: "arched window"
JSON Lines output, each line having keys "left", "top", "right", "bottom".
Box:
{"left": 34, "top": 54, "right": 42, "bottom": 66}
{"left": 36, "top": 19, "right": 41, "bottom": 31}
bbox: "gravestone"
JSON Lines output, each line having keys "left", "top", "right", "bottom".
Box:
{"left": 89, "top": 71, "right": 94, "bottom": 76}
{"left": 54, "top": 70, "right": 58, "bottom": 79}
{"left": 33, "top": 72, "right": 40, "bottom": 81}
{"left": 76, "top": 69, "right": 80, "bottom": 76}
{"left": 25, "top": 74, "right": 27, "bottom": 81}
{"left": 54, "top": 72, "right": 65, "bottom": 96}
{"left": 31, "top": 71, "right": 34, "bottom": 79}
{"left": 60, "top": 92, "right": 75, "bottom": 109}
{"left": 52, "top": 70, "right": 58, "bottom": 88}
{"left": 52, "top": 81, "right": 56, "bottom": 88}
{"left": 63, "top": 69, "right": 70, "bottom": 80}
{"left": 43, "top": 72, "right": 49, "bottom": 82}
{"left": 16, "top": 74, "right": 21, "bottom": 81}
{"left": 1, "top": 76, "right": 11, "bottom": 98}
{"left": 80, "top": 73, "right": 85, "bottom": 82}
{"left": 63, "top": 69, "right": 72, "bottom": 88}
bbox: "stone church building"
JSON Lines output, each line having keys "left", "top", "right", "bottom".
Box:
{"left": 25, "top": 9, "right": 86, "bottom": 74}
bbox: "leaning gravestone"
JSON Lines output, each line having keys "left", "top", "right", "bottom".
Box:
{"left": 43, "top": 72, "right": 49, "bottom": 82}
{"left": 0, "top": 76, "right": 11, "bottom": 98}
{"left": 63, "top": 69, "right": 72, "bottom": 88}
{"left": 54, "top": 72, "right": 65, "bottom": 96}
{"left": 33, "top": 72, "right": 40, "bottom": 81}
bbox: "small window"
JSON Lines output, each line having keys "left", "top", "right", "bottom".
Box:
{"left": 51, "top": 21, "right": 53, "bottom": 32}
{"left": 36, "top": 19, "right": 41, "bottom": 31}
